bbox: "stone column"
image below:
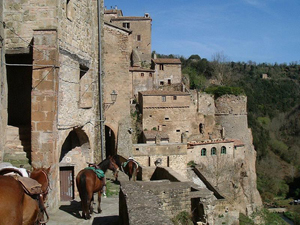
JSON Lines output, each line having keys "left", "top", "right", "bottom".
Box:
{"left": 31, "top": 29, "right": 58, "bottom": 168}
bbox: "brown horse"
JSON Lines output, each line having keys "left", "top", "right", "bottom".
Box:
{"left": 30, "top": 167, "right": 51, "bottom": 202}
{"left": 122, "top": 158, "right": 139, "bottom": 181}
{"left": 0, "top": 167, "right": 50, "bottom": 225}
{"left": 76, "top": 156, "right": 119, "bottom": 220}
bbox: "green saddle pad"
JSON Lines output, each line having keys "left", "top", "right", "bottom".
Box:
{"left": 85, "top": 167, "right": 105, "bottom": 179}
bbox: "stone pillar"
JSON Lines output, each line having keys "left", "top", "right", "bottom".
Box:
{"left": 31, "top": 30, "right": 58, "bottom": 168}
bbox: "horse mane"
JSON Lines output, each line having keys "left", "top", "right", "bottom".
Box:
{"left": 97, "top": 158, "right": 111, "bottom": 172}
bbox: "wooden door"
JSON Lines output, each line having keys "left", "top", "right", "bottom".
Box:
{"left": 60, "top": 166, "right": 74, "bottom": 201}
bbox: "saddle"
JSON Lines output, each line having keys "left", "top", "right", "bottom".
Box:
{"left": 16, "top": 176, "right": 42, "bottom": 195}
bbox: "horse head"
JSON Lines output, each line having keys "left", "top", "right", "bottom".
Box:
{"left": 30, "top": 166, "right": 51, "bottom": 200}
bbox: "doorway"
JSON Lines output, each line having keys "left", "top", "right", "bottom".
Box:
{"left": 59, "top": 166, "right": 74, "bottom": 201}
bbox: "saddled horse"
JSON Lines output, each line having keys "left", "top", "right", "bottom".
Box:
{"left": 76, "top": 156, "right": 119, "bottom": 220}
{"left": 122, "top": 157, "right": 140, "bottom": 181}
{"left": 0, "top": 166, "right": 50, "bottom": 225}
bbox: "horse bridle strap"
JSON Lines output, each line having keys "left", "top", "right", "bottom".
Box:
{"left": 40, "top": 169, "right": 50, "bottom": 195}
{"left": 37, "top": 194, "right": 49, "bottom": 225}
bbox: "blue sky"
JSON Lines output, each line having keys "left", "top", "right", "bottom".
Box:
{"left": 107, "top": 0, "right": 300, "bottom": 64}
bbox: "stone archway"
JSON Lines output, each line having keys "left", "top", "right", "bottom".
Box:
{"left": 105, "top": 125, "right": 116, "bottom": 157}
{"left": 59, "top": 128, "right": 91, "bottom": 201}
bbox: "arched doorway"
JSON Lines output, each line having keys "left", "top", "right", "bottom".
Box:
{"left": 105, "top": 125, "right": 116, "bottom": 157}
{"left": 59, "top": 128, "right": 90, "bottom": 201}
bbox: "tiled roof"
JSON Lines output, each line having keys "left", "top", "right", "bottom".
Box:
{"left": 104, "top": 21, "right": 132, "bottom": 33}
{"left": 143, "top": 130, "right": 169, "bottom": 140}
{"left": 152, "top": 58, "right": 181, "bottom": 64}
{"left": 139, "top": 90, "right": 190, "bottom": 96}
{"left": 111, "top": 16, "right": 152, "bottom": 21}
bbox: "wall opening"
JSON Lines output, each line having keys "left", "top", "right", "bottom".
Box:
{"left": 105, "top": 125, "right": 116, "bottom": 157}
{"left": 5, "top": 53, "right": 33, "bottom": 160}
{"left": 59, "top": 166, "right": 74, "bottom": 201}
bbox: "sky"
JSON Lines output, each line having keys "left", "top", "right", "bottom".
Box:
{"left": 106, "top": 0, "right": 300, "bottom": 64}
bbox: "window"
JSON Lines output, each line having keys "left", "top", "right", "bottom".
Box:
{"left": 211, "top": 147, "right": 217, "bottom": 155}
{"left": 79, "top": 65, "right": 92, "bottom": 109}
{"left": 149, "top": 115, "right": 152, "bottom": 117}
{"left": 141, "top": 73, "right": 144, "bottom": 77}
{"left": 137, "top": 35, "right": 141, "bottom": 41}
{"left": 199, "top": 123, "right": 204, "bottom": 134}
{"left": 162, "top": 96, "right": 166, "bottom": 102}
{"left": 136, "top": 148, "right": 139, "bottom": 151}
{"left": 173, "top": 96, "right": 177, "bottom": 100}
{"left": 149, "top": 73, "right": 152, "bottom": 77}
{"left": 221, "top": 146, "right": 227, "bottom": 154}
{"left": 123, "top": 22, "right": 130, "bottom": 29}
{"left": 168, "top": 79, "right": 171, "bottom": 85}
{"left": 176, "top": 129, "right": 180, "bottom": 132}
{"left": 201, "top": 148, "right": 207, "bottom": 156}
{"left": 165, "top": 117, "right": 169, "bottom": 120}
{"left": 159, "top": 64, "right": 164, "bottom": 70}
{"left": 160, "top": 81, "right": 164, "bottom": 86}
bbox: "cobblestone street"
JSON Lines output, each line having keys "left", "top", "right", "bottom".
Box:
{"left": 47, "top": 196, "right": 119, "bottom": 225}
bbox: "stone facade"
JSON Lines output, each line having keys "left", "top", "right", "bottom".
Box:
{"left": 103, "top": 21, "right": 132, "bottom": 158}
{"left": 152, "top": 58, "right": 182, "bottom": 88}
{"left": 110, "top": 14, "right": 152, "bottom": 65}
{"left": 1, "top": 0, "right": 102, "bottom": 209}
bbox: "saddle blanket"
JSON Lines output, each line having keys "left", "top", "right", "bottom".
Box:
{"left": 85, "top": 167, "right": 105, "bottom": 179}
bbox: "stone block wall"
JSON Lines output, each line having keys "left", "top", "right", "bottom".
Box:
{"left": 103, "top": 22, "right": 132, "bottom": 157}
{"left": 4, "top": 0, "right": 57, "bottom": 49}
{"left": 132, "top": 143, "right": 187, "bottom": 177}
{"left": 154, "top": 63, "right": 182, "bottom": 87}
{"left": 215, "top": 95, "right": 247, "bottom": 115}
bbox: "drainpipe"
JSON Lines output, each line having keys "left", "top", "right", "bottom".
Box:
{"left": 98, "top": 0, "right": 104, "bottom": 160}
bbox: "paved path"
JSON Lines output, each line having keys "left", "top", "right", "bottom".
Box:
{"left": 47, "top": 196, "right": 119, "bottom": 225}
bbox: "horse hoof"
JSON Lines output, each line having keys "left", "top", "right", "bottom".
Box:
{"left": 98, "top": 209, "right": 102, "bottom": 214}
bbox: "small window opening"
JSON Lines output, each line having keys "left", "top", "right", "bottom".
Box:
{"left": 165, "top": 117, "right": 169, "bottom": 120}
{"left": 221, "top": 146, "right": 227, "bottom": 154}
{"left": 176, "top": 129, "right": 180, "bottom": 132}
{"left": 162, "top": 96, "right": 166, "bottom": 102}
{"left": 173, "top": 96, "right": 177, "bottom": 100}
{"left": 168, "top": 79, "right": 171, "bottom": 85}
{"left": 201, "top": 148, "right": 207, "bottom": 156}
{"left": 123, "top": 22, "right": 130, "bottom": 29}
{"left": 160, "top": 81, "right": 164, "bottom": 86}
{"left": 149, "top": 115, "right": 152, "bottom": 117}
{"left": 149, "top": 72, "right": 152, "bottom": 77}
{"left": 159, "top": 64, "right": 164, "bottom": 70}
{"left": 136, "top": 148, "right": 139, "bottom": 151}
{"left": 137, "top": 35, "right": 141, "bottom": 41}
{"left": 211, "top": 147, "right": 217, "bottom": 155}
{"left": 167, "top": 156, "right": 170, "bottom": 167}
{"left": 141, "top": 73, "right": 144, "bottom": 77}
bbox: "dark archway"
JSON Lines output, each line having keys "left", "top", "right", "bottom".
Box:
{"left": 105, "top": 125, "right": 116, "bottom": 157}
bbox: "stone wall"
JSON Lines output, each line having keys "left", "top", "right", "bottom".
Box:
{"left": 130, "top": 69, "right": 154, "bottom": 98}
{"left": 154, "top": 63, "right": 182, "bottom": 87}
{"left": 132, "top": 143, "right": 187, "bottom": 177}
{"left": 4, "top": 0, "right": 57, "bottom": 49}
{"left": 111, "top": 16, "right": 152, "bottom": 65}
{"left": 0, "top": 2, "right": 6, "bottom": 161}
{"left": 103, "top": 22, "right": 132, "bottom": 157}
{"left": 120, "top": 181, "right": 190, "bottom": 224}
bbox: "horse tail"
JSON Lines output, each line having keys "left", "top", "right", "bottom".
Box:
{"left": 78, "top": 172, "right": 89, "bottom": 219}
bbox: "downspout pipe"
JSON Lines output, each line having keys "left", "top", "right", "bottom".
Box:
{"left": 98, "top": 0, "right": 104, "bottom": 160}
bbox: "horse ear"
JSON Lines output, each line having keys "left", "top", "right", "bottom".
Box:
{"left": 46, "top": 166, "right": 51, "bottom": 174}
{"left": 32, "top": 166, "right": 36, "bottom": 171}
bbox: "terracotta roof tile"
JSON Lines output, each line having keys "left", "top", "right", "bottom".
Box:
{"left": 152, "top": 58, "right": 181, "bottom": 64}
{"left": 139, "top": 90, "right": 189, "bottom": 96}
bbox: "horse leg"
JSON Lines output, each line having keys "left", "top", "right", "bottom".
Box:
{"left": 89, "top": 194, "right": 94, "bottom": 215}
{"left": 133, "top": 166, "right": 137, "bottom": 181}
{"left": 22, "top": 194, "right": 39, "bottom": 225}
{"left": 97, "top": 191, "right": 102, "bottom": 214}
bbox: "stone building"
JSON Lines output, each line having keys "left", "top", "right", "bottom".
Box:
{"left": 103, "top": 20, "right": 133, "bottom": 157}
{"left": 152, "top": 58, "right": 182, "bottom": 88}
{"left": 0, "top": 0, "right": 103, "bottom": 209}
{"left": 105, "top": 8, "right": 152, "bottom": 66}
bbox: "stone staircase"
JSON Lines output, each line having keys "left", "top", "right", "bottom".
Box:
{"left": 4, "top": 125, "right": 31, "bottom": 168}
